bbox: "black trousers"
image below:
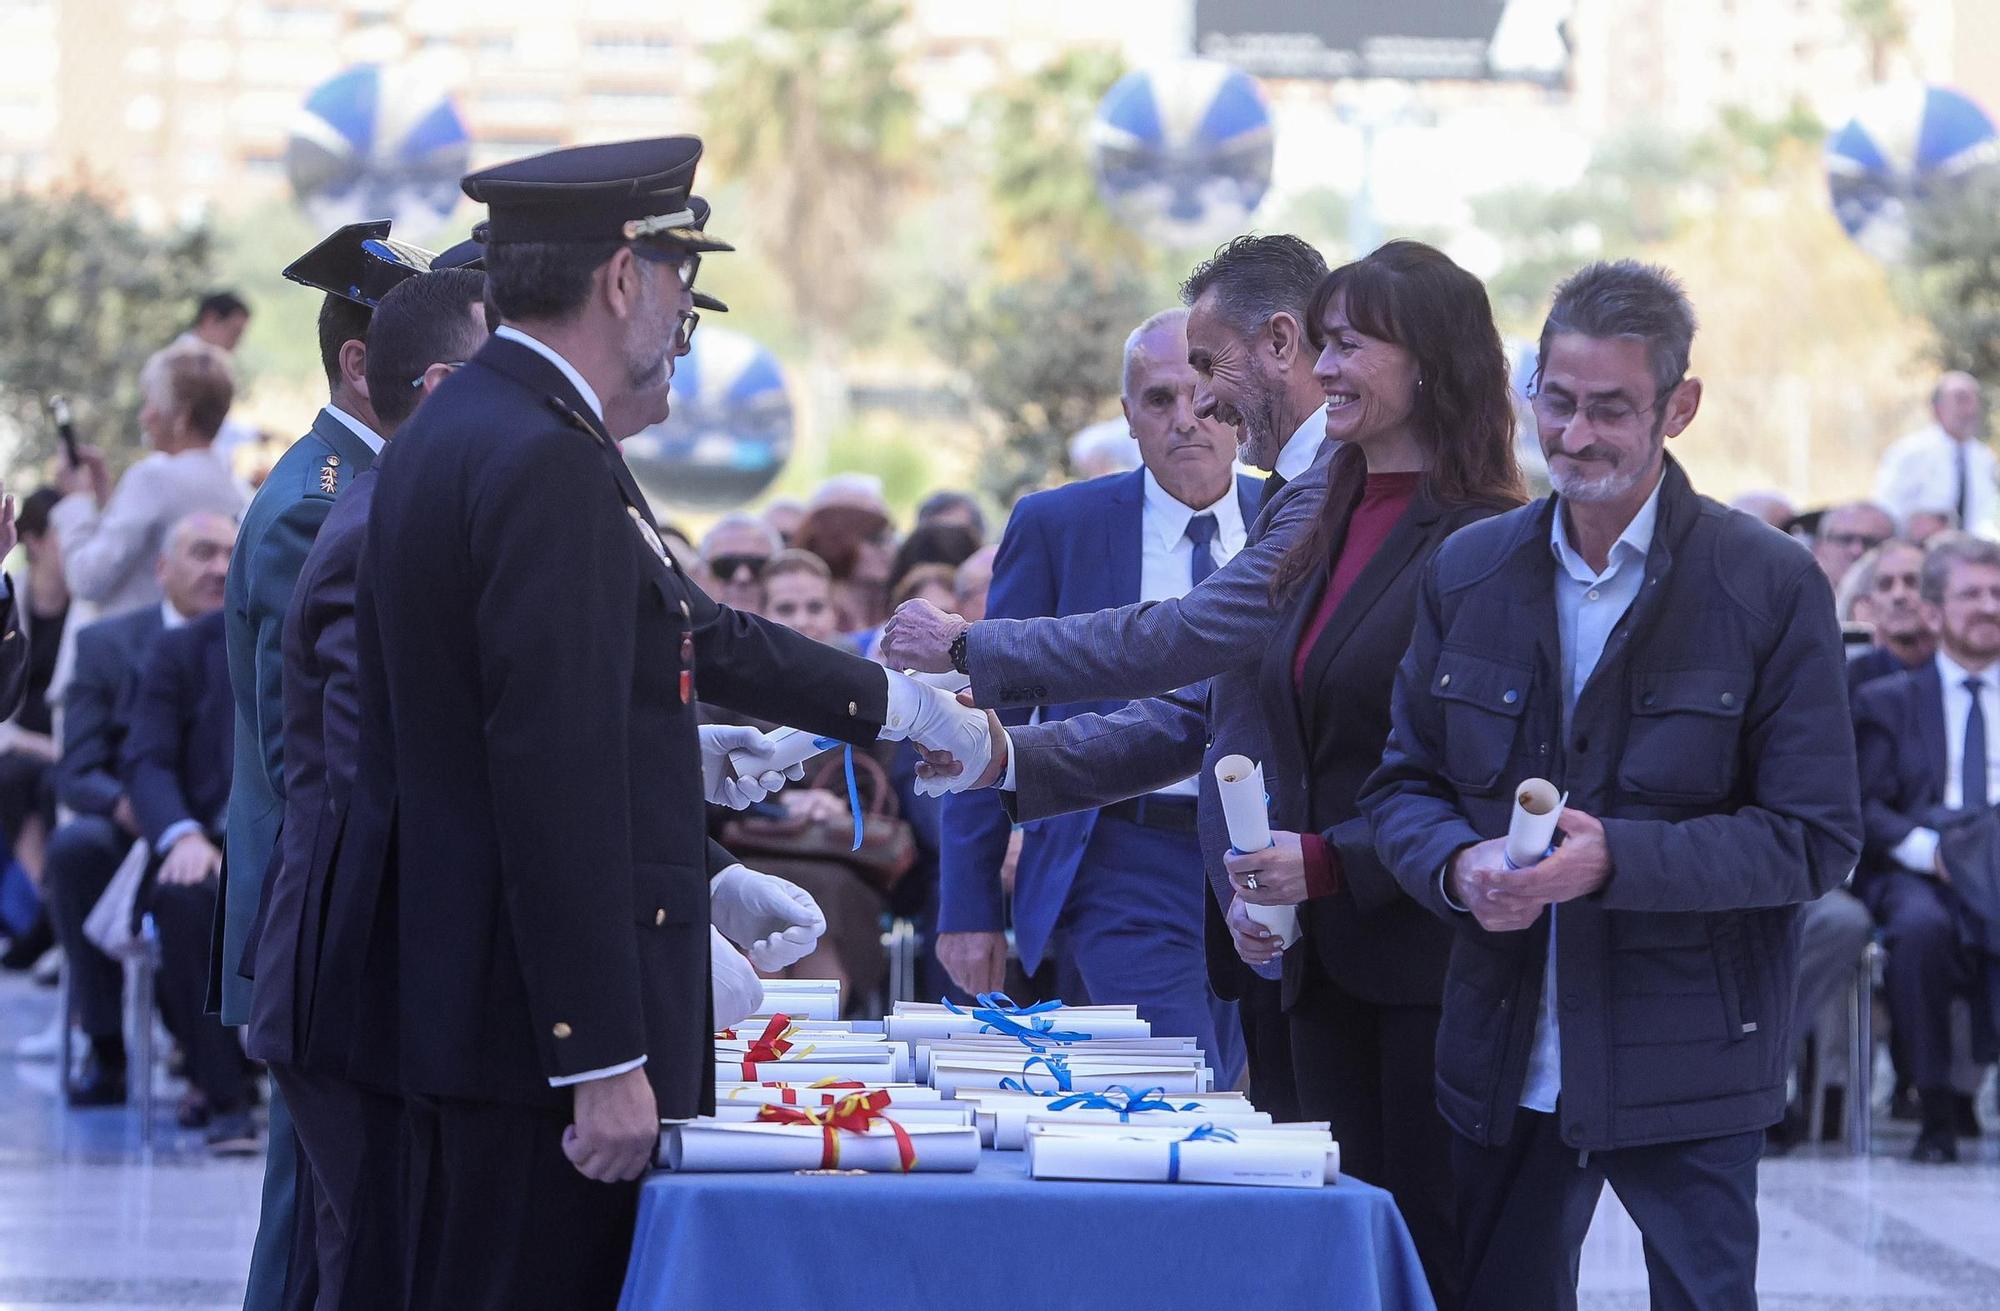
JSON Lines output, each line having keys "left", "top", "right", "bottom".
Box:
{"left": 405, "top": 1095, "right": 640, "bottom": 1311}
{"left": 274, "top": 1065, "right": 404, "bottom": 1311}
{"left": 149, "top": 874, "right": 249, "bottom": 1113}
{"left": 42, "top": 816, "right": 128, "bottom": 1041}
{"left": 1238, "top": 973, "right": 1301, "bottom": 1122}
{"left": 1289, "top": 987, "right": 1456, "bottom": 1310}
{"left": 1454, "top": 1110, "right": 1762, "bottom": 1311}
{"left": 1873, "top": 870, "right": 1983, "bottom": 1091}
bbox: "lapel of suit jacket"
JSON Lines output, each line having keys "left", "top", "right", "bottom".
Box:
{"left": 309, "top": 407, "right": 379, "bottom": 474}
{"left": 1296, "top": 488, "right": 1448, "bottom": 740}
{"left": 1917, "top": 660, "right": 1949, "bottom": 803}
{"left": 1106, "top": 470, "right": 1144, "bottom": 608}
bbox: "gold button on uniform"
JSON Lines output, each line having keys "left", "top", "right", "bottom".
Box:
{"left": 654, "top": 909, "right": 666, "bottom": 926}
{"left": 680, "top": 600, "right": 690, "bottom": 618}
{"left": 552, "top": 1022, "right": 572, "bottom": 1039}
{"left": 848, "top": 701, "right": 859, "bottom": 716}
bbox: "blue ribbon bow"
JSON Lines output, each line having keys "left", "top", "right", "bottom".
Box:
{"left": 1045, "top": 1085, "right": 1198, "bottom": 1121}
{"left": 1166, "top": 1123, "right": 1239, "bottom": 1183}
{"left": 998, "top": 1054, "right": 1073, "bottom": 1094}
{"left": 943, "top": 993, "right": 1087, "bottom": 1048}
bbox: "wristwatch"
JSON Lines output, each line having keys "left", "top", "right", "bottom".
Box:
{"left": 949, "top": 627, "right": 970, "bottom": 676}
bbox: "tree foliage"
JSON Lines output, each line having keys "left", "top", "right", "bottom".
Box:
{"left": 927, "top": 254, "right": 1156, "bottom": 505}
{"left": 0, "top": 189, "right": 213, "bottom": 464}
{"left": 705, "top": 0, "right": 918, "bottom": 352}
{"left": 1906, "top": 167, "right": 2000, "bottom": 391}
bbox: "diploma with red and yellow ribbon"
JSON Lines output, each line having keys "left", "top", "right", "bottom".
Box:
{"left": 756, "top": 1091, "right": 919, "bottom": 1172}
{"left": 738, "top": 1014, "right": 816, "bottom": 1080}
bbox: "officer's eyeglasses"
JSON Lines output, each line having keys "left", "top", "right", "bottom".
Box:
{"left": 675, "top": 310, "right": 700, "bottom": 351}
{"left": 633, "top": 244, "right": 700, "bottom": 290}
{"left": 411, "top": 361, "right": 466, "bottom": 388}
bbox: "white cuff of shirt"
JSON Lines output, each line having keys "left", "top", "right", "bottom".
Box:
{"left": 156, "top": 819, "right": 202, "bottom": 856}
{"left": 999, "top": 728, "right": 1017, "bottom": 792}
{"left": 549, "top": 1055, "right": 648, "bottom": 1088}
{"left": 1892, "top": 826, "right": 1942, "bottom": 875}
{"left": 1438, "top": 861, "right": 1471, "bottom": 914}
{"left": 881, "top": 667, "right": 921, "bottom": 738}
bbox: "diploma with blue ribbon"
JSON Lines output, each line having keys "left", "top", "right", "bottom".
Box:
{"left": 1024, "top": 1120, "right": 1340, "bottom": 1188}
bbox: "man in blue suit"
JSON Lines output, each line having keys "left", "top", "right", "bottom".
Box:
{"left": 938, "top": 309, "right": 1254, "bottom": 1081}
{"left": 218, "top": 223, "right": 431, "bottom": 1311}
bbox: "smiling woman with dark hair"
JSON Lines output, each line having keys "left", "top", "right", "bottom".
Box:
{"left": 1223, "top": 239, "right": 1524, "bottom": 1310}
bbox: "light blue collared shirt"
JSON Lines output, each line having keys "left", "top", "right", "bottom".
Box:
{"left": 1517, "top": 475, "right": 1663, "bottom": 1114}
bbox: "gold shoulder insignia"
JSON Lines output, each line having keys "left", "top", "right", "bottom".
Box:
{"left": 318, "top": 455, "right": 341, "bottom": 495}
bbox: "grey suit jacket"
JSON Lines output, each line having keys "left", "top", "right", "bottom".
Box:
{"left": 993, "top": 441, "right": 1336, "bottom": 982}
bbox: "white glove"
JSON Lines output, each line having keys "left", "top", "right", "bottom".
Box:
{"left": 880, "top": 671, "right": 993, "bottom": 796}
{"left": 711, "top": 863, "right": 826, "bottom": 971}
{"left": 710, "top": 927, "right": 765, "bottom": 1030}
{"left": 699, "top": 724, "right": 806, "bottom": 809}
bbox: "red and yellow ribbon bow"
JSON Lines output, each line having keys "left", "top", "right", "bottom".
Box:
{"left": 756, "top": 1091, "right": 918, "bottom": 1172}
{"left": 738, "top": 1014, "right": 800, "bottom": 1080}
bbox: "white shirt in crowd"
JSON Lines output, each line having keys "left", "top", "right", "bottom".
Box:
{"left": 1139, "top": 468, "right": 1246, "bottom": 797}
{"left": 1875, "top": 423, "right": 1997, "bottom": 536}
{"left": 1889, "top": 649, "right": 2000, "bottom": 875}
{"left": 46, "top": 443, "right": 247, "bottom": 709}
{"left": 1273, "top": 403, "right": 1330, "bottom": 485}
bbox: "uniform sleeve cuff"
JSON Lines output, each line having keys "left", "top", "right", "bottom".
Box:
{"left": 1300, "top": 832, "right": 1341, "bottom": 899}
{"left": 549, "top": 1055, "right": 648, "bottom": 1088}
{"left": 155, "top": 819, "right": 202, "bottom": 856}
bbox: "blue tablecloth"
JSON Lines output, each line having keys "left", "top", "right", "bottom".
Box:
{"left": 618, "top": 1149, "right": 1436, "bottom": 1311}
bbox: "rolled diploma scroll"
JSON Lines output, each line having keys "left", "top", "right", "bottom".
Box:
{"left": 1505, "top": 778, "right": 1567, "bottom": 869}
{"left": 1027, "top": 1130, "right": 1331, "bottom": 1188}
{"left": 1213, "top": 755, "right": 1300, "bottom": 947}
{"left": 659, "top": 1120, "right": 982, "bottom": 1173}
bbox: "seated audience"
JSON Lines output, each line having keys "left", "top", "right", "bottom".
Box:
{"left": 39, "top": 512, "right": 235, "bottom": 1102}
{"left": 1844, "top": 538, "right": 1937, "bottom": 697}
{"left": 1853, "top": 535, "right": 2000, "bottom": 1162}
{"left": 798, "top": 479, "right": 898, "bottom": 632}
{"left": 892, "top": 564, "right": 958, "bottom": 615}
{"left": 0, "top": 490, "right": 69, "bottom": 970}
{"left": 1813, "top": 501, "right": 1896, "bottom": 592}
{"left": 953, "top": 545, "right": 998, "bottom": 623}
{"left": 762, "top": 497, "right": 806, "bottom": 546}
{"left": 915, "top": 490, "right": 986, "bottom": 546}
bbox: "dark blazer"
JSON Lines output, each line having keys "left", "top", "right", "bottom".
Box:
{"left": 121, "top": 610, "right": 233, "bottom": 848}
{"left": 1848, "top": 644, "right": 1919, "bottom": 705}
{"left": 1260, "top": 486, "right": 1502, "bottom": 1010}
{"left": 939, "top": 469, "right": 1261, "bottom": 971}
{"left": 343, "top": 334, "right": 893, "bottom": 1118}
{"left": 1362, "top": 456, "right": 1862, "bottom": 1153}
{"left": 1852, "top": 661, "right": 1951, "bottom": 905}
{"left": 0, "top": 580, "right": 25, "bottom": 723}
{"left": 54, "top": 606, "right": 166, "bottom": 818}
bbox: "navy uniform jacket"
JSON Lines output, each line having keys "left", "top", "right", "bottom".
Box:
{"left": 345, "top": 334, "right": 890, "bottom": 1119}
{"left": 217, "top": 409, "right": 376, "bottom": 1021}
{"left": 121, "top": 610, "right": 233, "bottom": 848}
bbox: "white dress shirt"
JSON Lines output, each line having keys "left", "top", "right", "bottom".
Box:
{"left": 1876, "top": 423, "right": 1997, "bottom": 536}
{"left": 322, "top": 403, "right": 385, "bottom": 456}
{"left": 495, "top": 325, "right": 605, "bottom": 424}
{"left": 1517, "top": 478, "right": 1663, "bottom": 1115}
{"left": 1140, "top": 470, "right": 1246, "bottom": 796}
{"left": 1272, "top": 403, "right": 1330, "bottom": 483}
{"left": 1889, "top": 649, "right": 2000, "bottom": 875}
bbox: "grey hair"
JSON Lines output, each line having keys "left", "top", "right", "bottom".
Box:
{"left": 1121, "top": 307, "right": 1190, "bottom": 398}
{"left": 1837, "top": 536, "right": 1922, "bottom": 620}
{"left": 1178, "top": 234, "right": 1328, "bottom": 339}
{"left": 1921, "top": 533, "right": 2000, "bottom": 605}
{"left": 700, "top": 512, "right": 782, "bottom": 557}
{"left": 1815, "top": 500, "right": 1898, "bottom": 545}
{"left": 1537, "top": 260, "right": 1697, "bottom": 403}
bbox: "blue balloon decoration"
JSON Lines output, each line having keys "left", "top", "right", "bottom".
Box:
{"left": 286, "top": 64, "right": 472, "bottom": 236}
{"left": 622, "top": 327, "right": 794, "bottom": 510}
{"left": 1091, "top": 59, "right": 1275, "bottom": 247}
{"left": 1827, "top": 83, "right": 2000, "bottom": 260}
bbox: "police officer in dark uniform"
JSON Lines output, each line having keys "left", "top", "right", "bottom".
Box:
{"left": 347, "top": 137, "right": 995, "bottom": 1310}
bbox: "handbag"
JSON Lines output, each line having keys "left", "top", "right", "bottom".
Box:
{"left": 719, "top": 749, "right": 918, "bottom": 892}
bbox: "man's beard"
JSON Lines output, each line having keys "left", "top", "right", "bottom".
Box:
{"left": 1546, "top": 429, "right": 1665, "bottom": 504}
{"left": 1236, "top": 383, "right": 1285, "bottom": 470}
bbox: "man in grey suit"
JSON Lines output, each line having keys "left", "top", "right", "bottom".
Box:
{"left": 887, "top": 235, "right": 1331, "bottom": 1114}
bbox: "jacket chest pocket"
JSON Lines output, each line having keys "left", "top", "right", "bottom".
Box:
{"left": 1618, "top": 669, "right": 1747, "bottom": 804}
{"left": 1433, "top": 650, "right": 1531, "bottom": 796}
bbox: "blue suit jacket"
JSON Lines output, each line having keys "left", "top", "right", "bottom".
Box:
{"left": 218, "top": 407, "right": 376, "bottom": 1021}
{"left": 55, "top": 606, "right": 167, "bottom": 819}
{"left": 938, "top": 469, "right": 1260, "bottom": 970}
{"left": 122, "top": 610, "right": 233, "bottom": 848}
